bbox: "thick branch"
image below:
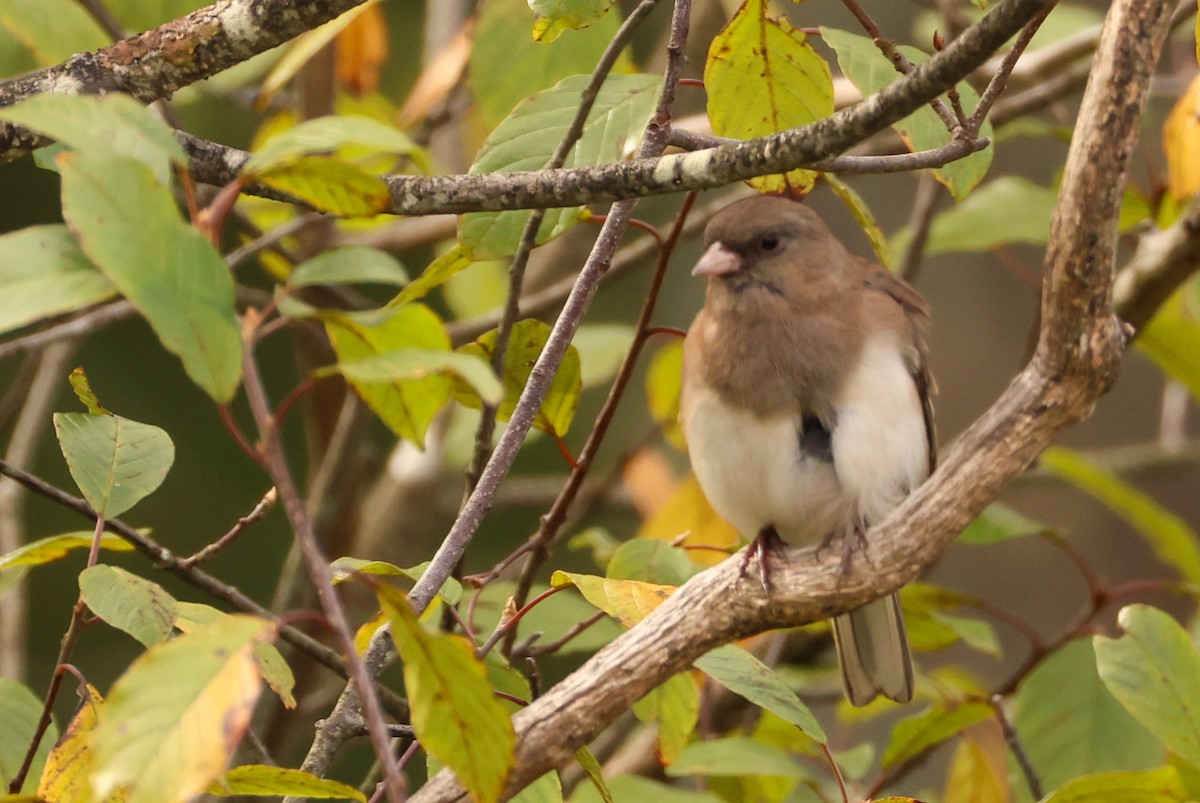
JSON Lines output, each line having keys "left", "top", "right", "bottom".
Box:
{"left": 411, "top": 0, "right": 1173, "bottom": 798}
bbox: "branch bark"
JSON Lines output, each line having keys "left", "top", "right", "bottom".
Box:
{"left": 411, "top": 0, "right": 1174, "bottom": 798}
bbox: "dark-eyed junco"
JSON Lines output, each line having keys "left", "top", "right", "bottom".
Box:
{"left": 680, "top": 194, "right": 935, "bottom": 706}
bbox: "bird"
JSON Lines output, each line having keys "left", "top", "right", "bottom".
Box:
{"left": 680, "top": 193, "right": 935, "bottom": 706}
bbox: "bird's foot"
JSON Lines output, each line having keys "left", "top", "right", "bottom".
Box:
{"left": 818, "top": 519, "right": 873, "bottom": 587}
{"left": 739, "top": 526, "right": 787, "bottom": 592}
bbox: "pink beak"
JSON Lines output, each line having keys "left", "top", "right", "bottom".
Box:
{"left": 692, "top": 242, "right": 742, "bottom": 277}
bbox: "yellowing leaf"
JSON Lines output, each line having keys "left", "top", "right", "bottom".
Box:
{"left": 335, "top": 2, "right": 389, "bottom": 96}
{"left": 209, "top": 765, "right": 366, "bottom": 800}
{"left": 455, "top": 319, "right": 582, "bottom": 437}
{"left": 0, "top": 532, "right": 133, "bottom": 572}
{"left": 377, "top": 584, "right": 515, "bottom": 803}
{"left": 258, "top": 158, "right": 392, "bottom": 217}
{"left": 635, "top": 475, "right": 740, "bottom": 567}
{"left": 632, "top": 673, "right": 699, "bottom": 765}
{"left": 1041, "top": 768, "right": 1184, "bottom": 803}
{"left": 391, "top": 244, "right": 473, "bottom": 306}
{"left": 705, "top": 0, "right": 834, "bottom": 195}
{"left": 550, "top": 571, "right": 675, "bottom": 627}
{"left": 645, "top": 339, "right": 685, "bottom": 451}
{"left": 90, "top": 616, "right": 272, "bottom": 803}
{"left": 882, "top": 703, "right": 994, "bottom": 769}
{"left": 943, "top": 738, "right": 1006, "bottom": 803}
{"left": 37, "top": 685, "right": 104, "bottom": 802}
{"left": 530, "top": 0, "right": 614, "bottom": 43}
{"left": 1164, "top": 73, "right": 1200, "bottom": 202}
{"left": 329, "top": 557, "right": 463, "bottom": 605}
{"left": 174, "top": 602, "right": 296, "bottom": 710}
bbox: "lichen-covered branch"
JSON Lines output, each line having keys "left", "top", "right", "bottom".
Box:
{"left": 410, "top": 0, "right": 1174, "bottom": 798}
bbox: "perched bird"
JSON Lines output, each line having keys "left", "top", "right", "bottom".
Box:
{"left": 680, "top": 194, "right": 935, "bottom": 706}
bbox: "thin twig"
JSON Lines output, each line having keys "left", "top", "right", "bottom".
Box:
{"left": 179, "top": 487, "right": 278, "bottom": 569}
{"left": 898, "top": 173, "right": 943, "bottom": 281}
{"left": 992, "top": 696, "right": 1043, "bottom": 798}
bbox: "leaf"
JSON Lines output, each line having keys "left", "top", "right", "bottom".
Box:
{"left": 605, "top": 539, "right": 693, "bottom": 586}
{"left": 90, "top": 615, "right": 271, "bottom": 803}
{"left": 53, "top": 411, "right": 174, "bottom": 519}
{"left": 823, "top": 27, "right": 993, "bottom": 200}
{"left": 569, "top": 776, "right": 722, "bottom": 803}
{"left": 706, "top": 0, "right": 833, "bottom": 195}
{"left": 1041, "top": 767, "right": 1185, "bottom": 803}
{"left": 0, "top": 225, "right": 116, "bottom": 336}
{"left": 456, "top": 319, "right": 582, "bottom": 437}
{"left": 942, "top": 738, "right": 1005, "bottom": 803}
{"left": 632, "top": 673, "right": 699, "bottom": 765}
{"left": 391, "top": 243, "right": 473, "bottom": 306}
{"left": 695, "top": 645, "right": 826, "bottom": 743}
{"left": 634, "top": 474, "right": 740, "bottom": 567}
{"left": 550, "top": 571, "right": 675, "bottom": 628}
{"left": 1014, "top": 639, "right": 1162, "bottom": 791}
{"left": 509, "top": 771, "right": 563, "bottom": 803}
{"left": 175, "top": 602, "right": 297, "bottom": 710}
{"left": 0, "top": 93, "right": 186, "bottom": 185}
{"left": 323, "top": 304, "right": 454, "bottom": 448}
{"left": 0, "top": 531, "right": 133, "bottom": 572}
{"left": 1137, "top": 311, "right": 1200, "bottom": 405}
{"left": 823, "top": 173, "right": 892, "bottom": 268}
{"left": 572, "top": 324, "right": 635, "bottom": 388}
{"left": 79, "top": 564, "right": 177, "bottom": 647}
{"left": 335, "top": 3, "right": 389, "bottom": 96}
{"left": 460, "top": 73, "right": 660, "bottom": 259}
{"left": 891, "top": 176, "right": 1057, "bottom": 262}
{"left": 1164, "top": 73, "right": 1200, "bottom": 202}
{"left": 881, "top": 703, "right": 993, "bottom": 769}
{"left": 0, "top": 0, "right": 106, "bottom": 65}
{"left": 257, "top": 157, "right": 393, "bottom": 217}
{"left": 470, "top": 0, "right": 633, "bottom": 127}
{"left": 377, "top": 583, "right": 515, "bottom": 803}
{"left": 59, "top": 151, "right": 243, "bottom": 402}
{"left": 245, "top": 114, "right": 418, "bottom": 175}
{"left": 0, "top": 678, "right": 58, "bottom": 795}
{"left": 333, "top": 348, "right": 503, "bottom": 406}
{"left": 37, "top": 684, "right": 102, "bottom": 802}
{"left": 644, "top": 339, "right": 686, "bottom": 451}
{"left": 290, "top": 247, "right": 409, "bottom": 287}
{"left": 329, "top": 557, "right": 462, "bottom": 605}
{"left": 209, "top": 765, "right": 366, "bottom": 800}
{"left": 900, "top": 583, "right": 998, "bottom": 656}
{"left": 1095, "top": 605, "right": 1200, "bottom": 770}
{"left": 530, "top": 0, "right": 614, "bottom": 43}
{"left": 957, "top": 502, "right": 1046, "bottom": 545}
{"left": 666, "top": 736, "right": 809, "bottom": 779}
{"left": 1041, "top": 447, "right": 1200, "bottom": 584}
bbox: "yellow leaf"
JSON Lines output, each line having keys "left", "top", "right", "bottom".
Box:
{"left": 38, "top": 685, "right": 112, "bottom": 802}
{"left": 943, "top": 737, "right": 1008, "bottom": 803}
{"left": 705, "top": 0, "right": 834, "bottom": 195}
{"left": 335, "top": 3, "right": 389, "bottom": 96}
{"left": 621, "top": 448, "right": 680, "bottom": 519}
{"left": 1164, "top": 73, "right": 1200, "bottom": 202}
{"left": 635, "top": 475, "right": 740, "bottom": 567}
{"left": 550, "top": 571, "right": 675, "bottom": 627}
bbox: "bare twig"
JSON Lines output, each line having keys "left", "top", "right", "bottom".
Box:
{"left": 179, "top": 487, "right": 278, "bottom": 569}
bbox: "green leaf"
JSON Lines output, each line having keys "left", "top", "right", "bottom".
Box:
{"left": 892, "top": 177, "right": 1057, "bottom": 261}
{"left": 175, "top": 602, "right": 296, "bottom": 710}
{"left": 456, "top": 319, "right": 582, "bottom": 437}
{"left": 823, "top": 27, "right": 993, "bottom": 200}
{"left": 1137, "top": 311, "right": 1200, "bottom": 405}
{"left": 550, "top": 572, "right": 675, "bottom": 628}
{"left": 0, "top": 225, "right": 117, "bottom": 336}
{"left": 0, "top": 531, "right": 133, "bottom": 572}
{"left": 572, "top": 324, "right": 635, "bottom": 388}
{"left": 470, "top": 0, "right": 633, "bottom": 127}
{"left": 1095, "top": 605, "right": 1200, "bottom": 770}
{"left": 391, "top": 243, "right": 474, "bottom": 306}
{"left": 510, "top": 771, "right": 563, "bottom": 803}
{"left": 632, "top": 673, "right": 699, "bottom": 765}
{"left": 568, "top": 776, "right": 722, "bottom": 803}
{"left": 209, "top": 765, "right": 366, "bottom": 800}
{"left": 645, "top": 339, "right": 685, "bottom": 451}
{"left": 0, "top": 0, "right": 106, "bottom": 65}
{"left": 667, "top": 737, "right": 809, "bottom": 779}
{"left": 290, "top": 247, "right": 409, "bottom": 287}
{"left": 958, "top": 502, "right": 1046, "bottom": 544}
{"left": 443, "top": 259, "right": 509, "bottom": 320}
{"left": 0, "top": 94, "right": 187, "bottom": 185}
{"left": 323, "top": 304, "right": 455, "bottom": 448}
{"left": 1014, "top": 639, "right": 1162, "bottom": 791}
{"left": 59, "top": 151, "right": 243, "bottom": 402}
{"left": 695, "top": 645, "right": 826, "bottom": 743}
{"left": 881, "top": 702, "right": 993, "bottom": 769}
{"left": 257, "top": 158, "right": 392, "bottom": 217}
{"left": 460, "top": 73, "right": 660, "bottom": 259}
{"left": 331, "top": 348, "right": 503, "bottom": 407}
{"left": 245, "top": 115, "right": 418, "bottom": 175}
{"left": 79, "top": 564, "right": 178, "bottom": 647}
{"left": 529, "top": 0, "right": 614, "bottom": 43}
{"left": 0, "top": 678, "right": 58, "bottom": 794}
{"left": 900, "top": 583, "right": 998, "bottom": 656}
{"left": 91, "top": 615, "right": 271, "bottom": 803}
{"left": 1041, "top": 447, "right": 1200, "bottom": 584}
{"left": 53, "top": 411, "right": 174, "bottom": 519}
{"left": 823, "top": 174, "right": 892, "bottom": 269}
{"left": 1041, "top": 767, "right": 1184, "bottom": 803}
{"left": 329, "top": 557, "right": 463, "bottom": 605}
{"left": 377, "top": 583, "right": 515, "bottom": 803}
{"left": 605, "top": 539, "right": 693, "bottom": 585}
{"left": 706, "top": 0, "right": 833, "bottom": 195}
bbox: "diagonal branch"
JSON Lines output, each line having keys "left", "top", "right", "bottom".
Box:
{"left": 409, "top": 0, "right": 1174, "bottom": 798}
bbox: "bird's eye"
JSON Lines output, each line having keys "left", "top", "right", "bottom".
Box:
{"left": 760, "top": 234, "right": 781, "bottom": 252}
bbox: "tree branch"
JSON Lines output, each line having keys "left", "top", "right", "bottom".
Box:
{"left": 410, "top": 0, "right": 1173, "bottom": 798}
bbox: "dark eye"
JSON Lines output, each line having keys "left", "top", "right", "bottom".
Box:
{"left": 760, "top": 234, "right": 781, "bottom": 252}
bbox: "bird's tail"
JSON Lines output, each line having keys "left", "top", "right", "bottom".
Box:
{"left": 831, "top": 593, "right": 914, "bottom": 706}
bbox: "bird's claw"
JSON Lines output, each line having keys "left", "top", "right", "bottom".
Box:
{"left": 739, "top": 526, "right": 786, "bottom": 592}
{"left": 817, "top": 520, "right": 872, "bottom": 588}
